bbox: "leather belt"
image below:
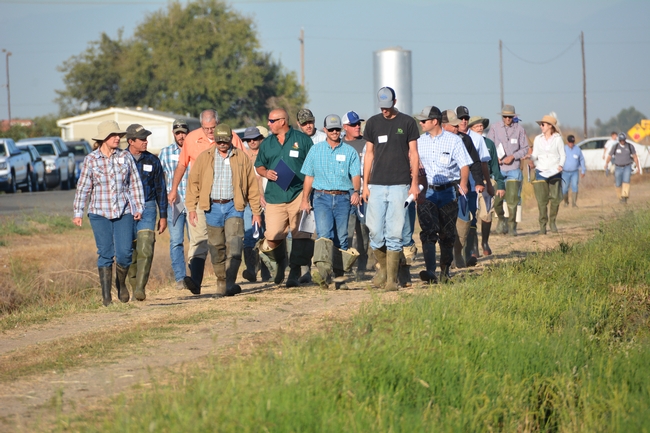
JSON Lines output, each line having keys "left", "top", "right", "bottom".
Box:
{"left": 429, "top": 183, "right": 454, "bottom": 191}
{"left": 314, "top": 190, "right": 348, "bottom": 195}
{"left": 211, "top": 198, "right": 233, "bottom": 204}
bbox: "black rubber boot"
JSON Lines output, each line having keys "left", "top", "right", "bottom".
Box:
{"left": 184, "top": 257, "right": 204, "bottom": 295}
{"left": 224, "top": 218, "right": 244, "bottom": 296}
{"left": 99, "top": 266, "right": 112, "bottom": 306}
{"left": 242, "top": 247, "right": 257, "bottom": 283}
{"left": 481, "top": 221, "right": 492, "bottom": 256}
{"left": 115, "top": 264, "right": 130, "bottom": 303}
{"left": 259, "top": 239, "right": 287, "bottom": 285}
{"left": 419, "top": 243, "right": 437, "bottom": 284}
{"left": 286, "top": 238, "right": 314, "bottom": 287}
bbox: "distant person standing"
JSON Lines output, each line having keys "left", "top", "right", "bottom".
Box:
{"left": 73, "top": 121, "right": 144, "bottom": 306}
{"left": 362, "top": 87, "right": 420, "bottom": 292}
{"left": 605, "top": 133, "right": 642, "bottom": 203}
{"left": 562, "top": 135, "right": 586, "bottom": 207}
{"left": 529, "top": 114, "right": 565, "bottom": 234}
{"left": 603, "top": 131, "right": 618, "bottom": 161}
{"left": 486, "top": 104, "right": 529, "bottom": 236}
{"left": 296, "top": 108, "right": 327, "bottom": 145}
{"left": 159, "top": 119, "right": 193, "bottom": 291}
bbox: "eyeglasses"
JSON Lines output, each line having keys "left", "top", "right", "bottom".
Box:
{"left": 202, "top": 126, "right": 216, "bottom": 131}
{"left": 327, "top": 128, "right": 342, "bottom": 133}
{"left": 268, "top": 118, "right": 285, "bottom": 124}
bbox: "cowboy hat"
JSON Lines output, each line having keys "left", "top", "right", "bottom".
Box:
{"left": 498, "top": 104, "right": 518, "bottom": 117}
{"left": 536, "top": 113, "right": 561, "bottom": 135}
{"left": 93, "top": 120, "right": 126, "bottom": 142}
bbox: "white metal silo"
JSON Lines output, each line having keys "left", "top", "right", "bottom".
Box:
{"left": 373, "top": 47, "right": 412, "bottom": 115}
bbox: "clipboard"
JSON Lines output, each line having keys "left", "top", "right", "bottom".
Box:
{"left": 274, "top": 159, "right": 296, "bottom": 191}
{"left": 170, "top": 196, "right": 185, "bottom": 225}
{"left": 298, "top": 210, "right": 316, "bottom": 234}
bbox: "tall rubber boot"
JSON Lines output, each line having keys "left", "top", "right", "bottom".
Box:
{"left": 98, "top": 266, "right": 112, "bottom": 307}
{"left": 258, "top": 239, "right": 287, "bottom": 285}
{"left": 115, "top": 264, "right": 130, "bottom": 303}
{"left": 126, "top": 240, "right": 138, "bottom": 292}
{"left": 312, "top": 238, "right": 334, "bottom": 289}
{"left": 419, "top": 242, "right": 437, "bottom": 283}
{"left": 185, "top": 258, "right": 205, "bottom": 295}
{"left": 563, "top": 193, "right": 569, "bottom": 207}
{"left": 398, "top": 244, "right": 416, "bottom": 287}
{"left": 533, "top": 181, "right": 549, "bottom": 234}
{"left": 548, "top": 178, "right": 562, "bottom": 233}
{"left": 242, "top": 247, "right": 257, "bottom": 283}
{"left": 224, "top": 218, "right": 244, "bottom": 296}
{"left": 384, "top": 250, "right": 400, "bottom": 292}
{"left": 372, "top": 246, "right": 387, "bottom": 288}
{"left": 505, "top": 180, "right": 521, "bottom": 236}
{"left": 332, "top": 247, "right": 359, "bottom": 290}
{"left": 621, "top": 183, "right": 630, "bottom": 204}
{"left": 571, "top": 192, "right": 578, "bottom": 208}
{"left": 439, "top": 264, "right": 451, "bottom": 284}
{"left": 615, "top": 187, "right": 622, "bottom": 201}
{"left": 464, "top": 226, "right": 478, "bottom": 267}
{"left": 286, "top": 238, "right": 313, "bottom": 288}
{"left": 207, "top": 225, "right": 227, "bottom": 297}
{"left": 481, "top": 221, "right": 492, "bottom": 256}
{"left": 133, "top": 229, "right": 155, "bottom": 301}
{"left": 260, "top": 260, "right": 271, "bottom": 282}
{"left": 493, "top": 193, "right": 508, "bottom": 234}
{"left": 453, "top": 219, "right": 471, "bottom": 268}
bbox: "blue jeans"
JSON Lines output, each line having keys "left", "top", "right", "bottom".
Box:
{"left": 313, "top": 191, "right": 351, "bottom": 250}
{"left": 205, "top": 200, "right": 244, "bottom": 228}
{"left": 89, "top": 213, "right": 135, "bottom": 268}
{"left": 366, "top": 184, "right": 409, "bottom": 252}
{"left": 168, "top": 210, "right": 188, "bottom": 282}
{"left": 561, "top": 170, "right": 579, "bottom": 194}
{"left": 402, "top": 201, "right": 416, "bottom": 247}
{"left": 614, "top": 164, "right": 632, "bottom": 187}
{"left": 133, "top": 200, "right": 157, "bottom": 235}
{"left": 243, "top": 204, "right": 266, "bottom": 249}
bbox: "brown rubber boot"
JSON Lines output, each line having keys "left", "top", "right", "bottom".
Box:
{"left": 453, "top": 219, "right": 471, "bottom": 268}
{"left": 372, "top": 246, "right": 387, "bottom": 288}
{"left": 384, "top": 250, "right": 400, "bottom": 292}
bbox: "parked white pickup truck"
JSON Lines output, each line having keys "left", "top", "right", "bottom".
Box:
{"left": 0, "top": 138, "right": 33, "bottom": 193}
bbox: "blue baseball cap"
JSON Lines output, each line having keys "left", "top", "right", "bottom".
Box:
{"left": 342, "top": 111, "right": 364, "bottom": 125}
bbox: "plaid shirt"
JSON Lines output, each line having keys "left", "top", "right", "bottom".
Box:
{"left": 301, "top": 141, "right": 360, "bottom": 191}
{"left": 127, "top": 149, "right": 168, "bottom": 219}
{"left": 417, "top": 130, "right": 473, "bottom": 186}
{"left": 73, "top": 148, "right": 145, "bottom": 219}
{"left": 211, "top": 148, "right": 234, "bottom": 200}
{"left": 159, "top": 142, "right": 187, "bottom": 205}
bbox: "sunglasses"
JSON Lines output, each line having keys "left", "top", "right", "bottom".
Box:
{"left": 347, "top": 122, "right": 361, "bottom": 127}
{"left": 268, "top": 118, "right": 285, "bottom": 124}
{"left": 540, "top": 122, "right": 548, "bottom": 127}
{"left": 459, "top": 116, "right": 470, "bottom": 121}
{"left": 502, "top": 116, "right": 514, "bottom": 119}
{"left": 327, "top": 128, "right": 342, "bottom": 132}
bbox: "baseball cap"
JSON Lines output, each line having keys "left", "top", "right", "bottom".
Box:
{"left": 342, "top": 111, "right": 364, "bottom": 125}
{"left": 456, "top": 105, "right": 470, "bottom": 120}
{"left": 297, "top": 108, "right": 315, "bottom": 124}
{"left": 172, "top": 119, "right": 189, "bottom": 133}
{"left": 126, "top": 124, "right": 152, "bottom": 140}
{"left": 567, "top": 135, "right": 575, "bottom": 143}
{"left": 377, "top": 87, "right": 396, "bottom": 109}
{"left": 256, "top": 125, "right": 269, "bottom": 138}
{"left": 414, "top": 106, "right": 442, "bottom": 121}
{"left": 441, "top": 110, "right": 461, "bottom": 126}
{"left": 214, "top": 124, "right": 232, "bottom": 142}
{"left": 618, "top": 132, "right": 627, "bottom": 141}
{"left": 324, "top": 114, "right": 342, "bottom": 130}
{"left": 243, "top": 126, "right": 263, "bottom": 140}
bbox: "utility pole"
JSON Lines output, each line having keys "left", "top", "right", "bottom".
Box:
{"left": 299, "top": 28, "right": 305, "bottom": 88}
{"left": 581, "top": 31, "right": 587, "bottom": 139}
{"left": 499, "top": 40, "right": 504, "bottom": 109}
{"left": 2, "top": 49, "right": 11, "bottom": 124}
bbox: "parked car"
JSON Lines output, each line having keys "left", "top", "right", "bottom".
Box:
{"left": 576, "top": 136, "right": 650, "bottom": 172}
{"left": 66, "top": 140, "right": 93, "bottom": 181}
{"left": 17, "top": 144, "right": 46, "bottom": 191}
{"left": 0, "top": 138, "right": 33, "bottom": 193}
{"left": 17, "top": 137, "right": 75, "bottom": 190}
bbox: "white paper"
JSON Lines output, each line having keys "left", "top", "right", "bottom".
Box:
{"left": 170, "top": 196, "right": 185, "bottom": 225}
{"left": 404, "top": 185, "right": 424, "bottom": 208}
{"left": 298, "top": 210, "right": 316, "bottom": 233}
{"left": 496, "top": 143, "right": 506, "bottom": 160}
{"left": 539, "top": 168, "right": 560, "bottom": 178}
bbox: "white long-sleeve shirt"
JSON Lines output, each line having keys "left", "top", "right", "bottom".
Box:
{"left": 531, "top": 133, "right": 566, "bottom": 172}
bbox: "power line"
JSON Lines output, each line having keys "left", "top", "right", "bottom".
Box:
{"left": 502, "top": 36, "right": 580, "bottom": 65}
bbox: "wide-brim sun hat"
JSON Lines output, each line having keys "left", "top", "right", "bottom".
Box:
{"left": 536, "top": 113, "right": 561, "bottom": 136}
{"left": 467, "top": 116, "right": 485, "bottom": 128}
{"left": 93, "top": 120, "right": 126, "bottom": 142}
{"left": 499, "top": 104, "right": 518, "bottom": 117}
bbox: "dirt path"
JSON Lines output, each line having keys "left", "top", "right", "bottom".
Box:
{"left": 0, "top": 173, "right": 648, "bottom": 430}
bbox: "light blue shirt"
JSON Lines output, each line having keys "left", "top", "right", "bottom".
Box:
{"left": 563, "top": 144, "right": 586, "bottom": 174}
{"left": 417, "top": 130, "right": 473, "bottom": 185}
{"left": 301, "top": 140, "right": 360, "bottom": 191}
{"left": 469, "top": 129, "right": 491, "bottom": 162}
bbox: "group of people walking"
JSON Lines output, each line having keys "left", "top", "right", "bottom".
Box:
{"left": 73, "top": 87, "right": 640, "bottom": 306}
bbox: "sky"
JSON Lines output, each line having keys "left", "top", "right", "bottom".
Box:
{"left": 0, "top": 0, "right": 648, "bottom": 133}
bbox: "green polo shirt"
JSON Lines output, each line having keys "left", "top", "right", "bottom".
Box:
{"left": 255, "top": 127, "right": 313, "bottom": 204}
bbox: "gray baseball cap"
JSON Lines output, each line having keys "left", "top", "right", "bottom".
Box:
{"left": 324, "top": 114, "right": 342, "bottom": 130}
{"left": 415, "top": 106, "right": 442, "bottom": 121}
{"left": 441, "top": 109, "right": 461, "bottom": 127}
{"left": 377, "top": 87, "right": 396, "bottom": 109}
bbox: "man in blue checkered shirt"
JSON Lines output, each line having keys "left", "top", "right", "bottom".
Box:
{"left": 125, "top": 124, "right": 168, "bottom": 301}
{"left": 414, "top": 106, "right": 472, "bottom": 284}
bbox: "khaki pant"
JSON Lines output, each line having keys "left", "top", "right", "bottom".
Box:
{"left": 187, "top": 206, "right": 209, "bottom": 261}
{"left": 264, "top": 194, "right": 311, "bottom": 241}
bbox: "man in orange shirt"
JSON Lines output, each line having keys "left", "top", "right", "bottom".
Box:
{"left": 168, "top": 109, "right": 245, "bottom": 294}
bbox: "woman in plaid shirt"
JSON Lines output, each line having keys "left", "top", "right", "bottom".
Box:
{"left": 73, "top": 120, "right": 145, "bottom": 306}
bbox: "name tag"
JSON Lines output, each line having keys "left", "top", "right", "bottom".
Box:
{"left": 143, "top": 164, "right": 153, "bottom": 172}
{"left": 171, "top": 155, "right": 179, "bottom": 161}
{"left": 510, "top": 138, "right": 517, "bottom": 144}
{"left": 378, "top": 135, "right": 388, "bottom": 143}
{"left": 439, "top": 154, "right": 451, "bottom": 165}
{"left": 224, "top": 158, "right": 230, "bottom": 165}
{"left": 289, "top": 150, "right": 299, "bottom": 158}
{"left": 336, "top": 154, "right": 346, "bottom": 162}
{"left": 118, "top": 157, "right": 124, "bottom": 164}
{"left": 573, "top": 154, "right": 579, "bottom": 159}
{"left": 616, "top": 149, "right": 622, "bottom": 153}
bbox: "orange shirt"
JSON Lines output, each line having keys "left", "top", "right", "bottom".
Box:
{"left": 179, "top": 127, "right": 245, "bottom": 171}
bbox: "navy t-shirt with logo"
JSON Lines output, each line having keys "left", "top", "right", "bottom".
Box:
{"left": 362, "top": 111, "right": 419, "bottom": 185}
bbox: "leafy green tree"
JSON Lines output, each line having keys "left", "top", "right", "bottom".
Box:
{"left": 56, "top": 0, "right": 306, "bottom": 126}
{"left": 594, "top": 106, "right": 646, "bottom": 136}
{"left": 2, "top": 115, "right": 60, "bottom": 141}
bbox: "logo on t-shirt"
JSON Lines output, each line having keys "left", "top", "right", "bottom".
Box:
{"left": 397, "top": 128, "right": 404, "bottom": 135}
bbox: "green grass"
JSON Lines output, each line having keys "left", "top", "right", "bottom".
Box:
{"left": 0, "top": 213, "right": 76, "bottom": 238}
{"left": 63, "top": 210, "right": 650, "bottom": 432}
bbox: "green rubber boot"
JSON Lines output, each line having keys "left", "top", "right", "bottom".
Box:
{"left": 533, "top": 180, "right": 549, "bottom": 234}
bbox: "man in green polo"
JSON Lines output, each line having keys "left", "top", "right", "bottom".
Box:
{"left": 255, "top": 108, "right": 314, "bottom": 287}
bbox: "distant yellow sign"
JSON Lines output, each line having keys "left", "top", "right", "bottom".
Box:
{"left": 628, "top": 119, "right": 650, "bottom": 142}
